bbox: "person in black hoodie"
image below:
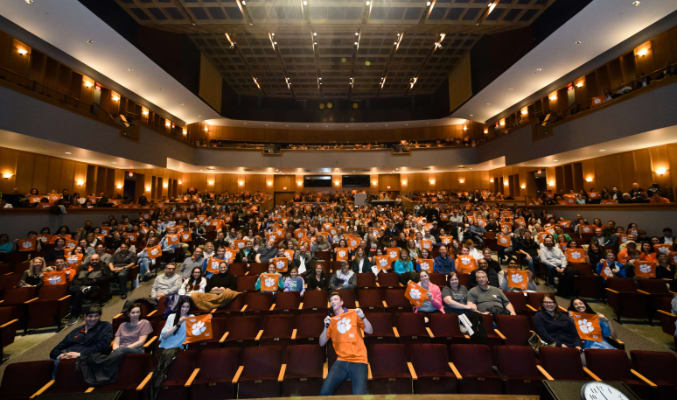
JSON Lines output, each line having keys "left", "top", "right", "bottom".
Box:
{"left": 50, "top": 306, "right": 113, "bottom": 362}
{"left": 306, "top": 264, "right": 330, "bottom": 291}
{"left": 206, "top": 261, "right": 237, "bottom": 292}
{"left": 468, "top": 258, "right": 499, "bottom": 289}
{"left": 532, "top": 295, "right": 581, "bottom": 348}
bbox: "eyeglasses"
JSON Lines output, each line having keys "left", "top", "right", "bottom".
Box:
{"left": 542, "top": 301, "right": 556, "bottom": 305}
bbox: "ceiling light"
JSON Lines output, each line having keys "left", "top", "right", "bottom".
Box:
{"left": 535, "top": 67, "right": 543, "bottom": 72}
{"left": 252, "top": 76, "right": 261, "bottom": 90}
{"left": 225, "top": 33, "right": 236, "bottom": 48}
{"left": 303, "top": 0, "right": 308, "bottom": 5}
{"left": 355, "top": 32, "right": 359, "bottom": 36}
{"left": 499, "top": 118, "right": 505, "bottom": 127}
{"left": 487, "top": 1, "right": 497, "bottom": 15}
{"left": 575, "top": 40, "right": 582, "bottom": 45}
{"left": 313, "top": 32, "right": 317, "bottom": 36}
{"left": 365, "top": 1, "right": 370, "bottom": 5}
{"left": 241, "top": 0, "right": 246, "bottom": 5}
{"left": 178, "top": 180, "right": 183, "bottom": 185}
{"left": 409, "top": 76, "right": 418, "bottom": 89}
{"left": 548, "top": 92, "right": 558, "bottom": 101}
{"left": 86, "top": 39, "right": 94, "bottom": 45}
{"left": 632, "top": 1, "right": 640, "bottom": 6}
{"left": 25, "top": 0, "right": 34, "bottom": 5}
{"left": 599, "top": 149, "right": 606, "bottom": 152}
{"left": 426, "top": 1, "right": 431, "bottom": 6}
{"left": 165, "top": 120, "right": 171, "bottom": 128}
{"left": 459, "top": 178, "right": 465, "bottom": 184}
{"left": 182, "top": 127, "right": 188, "bottom": 136}
{"left": 83, "top": 78, "right": 94, "bottom": 88}
{"left": 354, "top": 41, "right": 358, "bottom": 46}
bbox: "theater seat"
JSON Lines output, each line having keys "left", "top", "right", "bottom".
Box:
{"left": 584, "top": 349, "right": 649, "bottom": 397}
{"left": 272, "top": 291, "right": 301, "bottom": 312}
{"left": 428, "top": 313, "right": 469, "bottom": 343}
{"left": 538, "top": 346, "right": 588, "bottom": 380}
{"left": 281, "top": 344, "right": 325, "bottom": 396}
{"left": 368, "top": 343, "right": 414, "bottom": 394}
{"left": 189, "top": 347, "right": 240, "bottom": 400}
{"left": 25, "top": 285, "right": 71, "bottom": 331}
{"left": 383, "top": 288, "right": 411, "bottom": 311}
{"left": 409, "top": 343, "right": 459, "bottom": 394}
{"left": 236, "top": 346, "right": 283, "bottom": 398}
{"left": 299, "top": 290, "right": 327, "bottom": 312}
{"left": 1, "top": 360, "right": 53, "bottom": 400}
{"left": 449, "top": 344, "right": 502, "bottom": 394}
{"left": 260, "top": 314, "right": 295, "bottom": 343}
{"left": 494, "top": 345, "right": 542, "bottom": 394}
{"left": 393, "top": 312, "right": 427, "bottom": 343}
{"left": 357, "top": 288, "right": 385, "bottom": 310}
{"left": 605, "top": 278, "right": 650, "bottom": 323}
{"left": 495, "top": 314, "right": 532, "bottom": 346}
{"left": 630, "top": 350, "right": 677, "bottom": 400}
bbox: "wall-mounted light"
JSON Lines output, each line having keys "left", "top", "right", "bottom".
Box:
{"left": 489, "top": 178, "right": 494, "bottom": 183}
{"left": 634, "top": 41, "right": 651, "bottom": 57}
{"left": 178, "top": 180, "right": 183, "bottom": 185}
{"left": 165, "top": 120, "right": 171, "bottom": 128}
{"left": 655, "top": 167, "right": 667, "bottom": 176}
{"left": 145, "top": 185, "right": 151, "bottom": 192}
{"left": 296, "top": 180, "right": 303, "bottom": 187}
{"left": 208, "top": 179, "right": 215, "bottom": 186}
{"left": 548, "top": 180, "right": 555, "bottom": 187}
{"left": 282, "top": 186, "right": 287, "bottom": 190}
{"left": 182, "top": 127, "right": 188, "bottom": 136}
{"left": 238, "top": 180, "right": 245, "bottom": 187}
{"left": 428, "top": 178, "right": 436, "bottom": 186}
{"left": 203, "top": 125, "right": 209, "bottom": 133}
{"left": 499, "top": 118, "right": 505, "bottom": 127}
{"left": 333, "top": 180, "right": 340, "bottom": 187}
{"left": 141, "top": 107, "right": 149, "bottom": 116}
{"left": 503, "top": 180, "right": 509, "bottom": 187}
{"left": 17, "top": 47, "right": 28, "bottom": 56}
{"left": 111, "top": 92, "right": 120, "bottom": 102}
{"left": 548, "top": 92, "right": 558, "bottom": 101}
{"left": 83, "top": 77, "right": 94, "bottom": 88}
{"left": 575, "top": 78, "right": 585, "bottom": 88}
{"left": 520, "top": 183, "right": 526, "bottom": 189}
{"left": 520, "top": 107, "right": 528, "bottom": 116}
{"left": 458, "top": 178, "right": 465, "bottom": 184}
{"left": 585, "top": 176, "right": 594, "bottom": 182}
{"left": 462, "top": 125, "right": 468, "bottom": 132}
{"left": 483, "top": 127, "right": 489, "bottom": 134}
{"left": 267, "top": 180, "right": 273, "bottom": 187}
{"left": 2, "top": 171, "right": 14, "bottom": 179}
{"left": 371, "top": 180, "right": 377, "bottom": 186}
{"left": 116, "top": 183, "right": 123, "bottom": 189}
{"left": 163, "top": 182, "right": 168, "bottom": 189}
{"left": 76, "top": 179, "right": 85, "bottom": 187}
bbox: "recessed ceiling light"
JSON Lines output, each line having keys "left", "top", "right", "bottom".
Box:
{"left": 25, "top": 0, "right": 34, "bottom": 5}
{"left": 64, "top": 151, "right": 72, "bottom": 155}
{"left": 468, "top": 114, "right": 473, "bottom": 118}
{"left": 552, "top": 159, "right": 559, "bottom": 162}
{"left": 535, "top": 67, "right": 543, "bottom": 72}
{"left": 575, "top": 40, "right": 583, "bottom": 45}
{"left": 632, "top": 1, "right": 640, "bottom": 7}
{"left": 111, "top": 161, "right": 117, "bottom": 165}
{"left": 486, "top": 102, "right": 491, "bottom": 106}
{"left": 127, "top": 67, "right": 134, "bottom": 72}
{"left": 599, "top": 149, "right": 606, "bottom": 152}
{"left": 86, "top": 39, "right": 94, "bottom": 45}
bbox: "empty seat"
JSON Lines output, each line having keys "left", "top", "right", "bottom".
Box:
{"left": 236, "top": 276, "right": 258, "bottom": 292}
{"left": 0, "top": 360, "right": 53, "bottom": 400}
{"left": 409, "top": 343, "right": 459, "bottom": 394}
{"left": 281, "top": 344, "right": 325, "bottom": 396}
{"left": 429, "top": 273, "right": 447, "bottom": 288}
{"left": 300, "top": 290, "right": 327, "bottom": 312}
{"left": 504, "top": 292, "right": 531, "bottom": 314}
{"left": 368, "top": 343, "right": 413, "bottom": 394}
{"left": 605, "top": 278, "right": 651, "bottom": 322}
{"left": 236, "top": 346, "right": 283, "bottom": 398}
{"left": 292, "top": 313, "right": 325, "bottom": 343}
{"left": 449, "top": 344, "right": 502, "bottom": 394}
{"left": 248, "top": 263, "right": 268, "bottom": 275}
{"left": 357, "top": 273, "right": 377, "bottom": 288}
{"left": 428, "top": 313, "right": 468, "bottom": 343}
{"left": 630, "top": 350, "right": 677, "bottom": 400}
{"left": 394, "top": 312, "right": 427, "bottom": 342}
{"left": 241, "top": 292, "right": 274, "bottom": 312}
{"left": 272, "top": 291, "right": 301, "bottom": 312}
{"left": 157, "top": 350, "right": 199, "bottom": 400}
{"left": 228, "top": 262, "right": 247, "bottom": 277}
{"left": 584, "top": 349, "right": 643, "bottom": 391}
{"left": 383, "top": 288, "right": 411, "bottom": 311}
{"left": 261, "top": 314, "right": 295, "bottom": 342}
{"left": 190, "top": 347, "right": 241, "bottom": 400}
{"left": 377, "top": 273, "right": 400, "bottom": 288}
{"left": 93, "top": 353, "right": 153, "bottom": 396}
{"left": 539, "top": 346, "right": 588, "bottom": 380}
{"left": 494, "top": 345, "right": 541, "bottom": 394}
{"left": 495, "top": 314, "right": 532, "bottom": 346}
{"left": 221, "top": 315, "right": 262, "bottom": 345}
{"left": 25, "top": 285, "right": 70, "bottom": 331}
{"left": 337, "top": 289, "right": 356, "bottom": 308}
{"left": 357, "top": 288, "right": 384, "bottom": 310}
{"left": 364, "top": 312, "right": 397, "bottom": 343}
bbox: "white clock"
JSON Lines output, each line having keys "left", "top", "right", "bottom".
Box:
{"left": 581, "top": 382, "right": 630, "bottom": 400}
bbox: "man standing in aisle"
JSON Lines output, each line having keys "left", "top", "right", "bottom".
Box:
{"left": 319, "top": 292, "right": 373, "bottom": 395}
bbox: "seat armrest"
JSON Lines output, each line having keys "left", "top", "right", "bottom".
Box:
{"left": 536, "top": 365, "right": 554, "bottom": 381}
{"left": 425, "top": 327, "right": 435, "bottom": 338}
{"left": 254, "top": 329, "right": 263, "bottom": 341}
{"left": 367, "top": 363, "right": 373, "bottom": 380}
{"left": 298, "top": 302, "right": 303, "bottom": 310}
{"left": 136, "top": 372, "right": 153, "bottom": 391}
{"left": 147, "top": 310, "right": 158, "bottom": 317}
{"left": 232, "top": 365, "right": 244, "bottom": 384}
{"left": 526, "top": 304, "right": 538, "bottom": 312}
{"left": 219, "top": 331, "right": 230, "bottom": 343}
{"left": 605, "top": 288, "right": 619, "bottom": 294}
{"left": 291, "top": 328, "right": 297, "bottom": 340}
{"left": 494, "top": 328, "right": 507, "bottom": 340}
{"left": 84, "top": 387, "right": 95, "bottom": 393}
{"left": 269, "top": 303, "right": 276, "bottom": 311}
{"left": 184, "top": 368, "right": 200, "bottom": 387}
{"left": 406, "top": 362, "right": 418, "bottom": 380}
{"left": 392, "top": 326, "right": 400, "bottom": 338}
{"left": 636, "top": 289, "right": 651, "bottom": 295}
{"left": 583, "top": 367, "right": 601, "bottom": 382}
{"left": 57, "top": 294, "right": 71, "bottom": 301}
{"left": 448, "top": 362, "right": 463, "bottom": 380}
{"left": 30, "top": 380, "right": 55, "bottom": 399}
{"left": 630, "top": 369, "right": 657, "bottom": 387}
{"left": 24, "top": 297, "right": 39, "bottom": 304}
{"left": 277, "top": 364, "right": 287, "bottom": 382}
{"left": 240, "top": 304, "right": 248, "bottom": 312}
{"left": 657, "top": 309, "right": 677, "bottom": 317}
{"left": 606, "top": 336, "right": 624, "bottom": 349}
{"left": 0, "top": 318, "right": 19, "bottom": 329}
{"left": 143, "top": 336, "right": 157, "bottom": 349}
{"left": 323, "top": 362, "right": 328, "bottom": 379}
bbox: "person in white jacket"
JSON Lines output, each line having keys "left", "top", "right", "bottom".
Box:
{"left": 178, "top": 266, "right": 206, "bottom": 295}
{"left": 538, "top": 235, "right": 567, "bottom": 286}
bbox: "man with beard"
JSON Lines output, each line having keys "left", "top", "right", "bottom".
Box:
{"left": 108, "top": 242, "right": 136, "bottom": 298}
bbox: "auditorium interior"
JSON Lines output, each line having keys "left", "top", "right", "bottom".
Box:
{"left": 0, "top": 0, "right": 677, "bottom": 399}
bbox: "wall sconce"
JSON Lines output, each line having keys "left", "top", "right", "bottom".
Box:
{"left": 333, "top": 180, "right": 340, "bottom": 187}
{"left": 483, "top": 127, "right": 489, "bottom": 134}
{"left": 520, "top": 183, "right": 526, "bottom": 189}
{"left": 401, "top": 179, "right": 408, "bottom": 186}
{"left": 458, "top": 178, "right": 465, "bottom": 184}
{"left": 163, "top": 182, "right": 168, "bottom": 189}
{"left": 503, "top": 180, "right": 509, "bottom": 187}
{"left": 520, "top": 107, "right": 528, "bottom": 116}
{"left": 76, "top": 179, "right": 85, "bottom": 187}
{"left": 499, "top": 118, "right": 506, "bottom": 127}
{"left": 489, "top": 178, "right": 494, "bottom": 183}
{"left": 266, "top": 180, "right": 273, "bottom": 187}
{"left": 575, "top": 78, "right": 585, "bottom": 88}
{"left": 182, "top": 127, "right": 188, "bottom": 136}
{"left": 2, "top": 171, "right": 14, "bottom": 179}
{"left": 203, "top": 125, "right": 209, "bottom": 133}
{"left": 165, "top": 120, "right": 171, "bottom": 128}
{"left": 116, "top": 183, "right": 123, "bottom": 189}
{"left": 634, "top": 42, "right": 651, "bottom": 57}
{"left": 111, "top": 92, "right": 120, "bottom": 102}
{"left": 548, "top": 180, "right": 555, "bottom": 187}
{"left": 145, "top": 185, "right": 151, "bottom": 192}
{"left": 178, "top": 180, "right": 182, "bottom": 185}
{"left": 462, "top": 125, "right": 468, "bottom": 132}
{"left": 141, "top": 107, "right": 149, "bottom": 116}
{"left": 282, "top": 186, "right": 287, "bottom": 190}
{"left": 585, "top": 176, "right": 594, "bottom": 182}
{"left": 371, "top": 180, "right": 377, "bottom": 186}
{"left": 17, "top": 47, "right": 28, "bottom": 56}
{"left": 655, "top": 167, "right": 667, "bottom": 176}
{"left": 238, "top": 180, "right": 245, "bottom": 187}
{"left": 296, "top": 180, "right": 303, "bottom": 187}
{"left": 548, "top": 92, "right": 558, "bottom": 101}
{"left": 83, "top": 77, "right": 94, "bottom": 88}
{"left": 386, "top": 185, "right": 391, "bottom": 190}
{"left": 429, "top": 178, "right": 436, "bottom": 186}
{"left": 208, "top": 179, "right": 215, "bottom": 186}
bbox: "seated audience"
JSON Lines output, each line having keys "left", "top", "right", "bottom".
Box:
{"left": 283, "top": 267, "right": 305, "bottom": 296}
{"left": 414, "top": 271, "right": 443, "bottom": 313}
{"left": 533, "top": 295, "right": 581, "bottom": 348}
{"left": 568, "top": 298, "right": 617, "bottom": 350}
{"left": 255, "top": 263, "right": 284, "bottom": 293}
{"left": 329, "top": 261, "right": 357, "bottom": 290}
{"left": 467, "top": 270, "right": 516, "bottom": 315}
{"left": 205, "top": 261, "right": 237, "bottom": 292}
{"left": 19, "top": 256, "right": 46, "bottom": 288}
{"left": 108, "top": 242, "right": 136, "bottom": 298}
{"left": 50, "top": 306, "right": 113, "bottom": 363}
{"left": 442, "top": 272, "right": 477, "bottom": 314}
{"left": 306, "top": 264, "right": 330, "bottom": 291}
{"left": 179, "top": 266, "right": 207, "bottom": 295}
{"left": 150, "top": 263, "right": 182, "bottom": 300}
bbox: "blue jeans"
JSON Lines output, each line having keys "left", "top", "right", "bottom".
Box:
{"left": 320, "top": 360, "right": 368, "bottom": 395}
{"left": 138, "top": 257, "right": 150, "bottom": 278}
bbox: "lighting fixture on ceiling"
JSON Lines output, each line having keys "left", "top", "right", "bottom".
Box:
{"left": 535, "top": 67, "right": 543, "bottom": 72}
{"left": 64, "top": 151, "right": 72, "bottom": 155}
{"left": 632, "top": 1, "right": 640, "bottom": 6}
{"left": 252, "top": 76, "right": 261, "bottom": 90}
{"left": 409, "top": 76, "right": 418, "bottom": 89}
{"left": 379, "top": 76, "right": 387, "bottom": 89}
{"left": 86, "top": 39, "right": 94, "bottom": 45}
{"left": 599, "top": 149, "right": 606, "bottom": 152}
{"left": 349, "top": 77, "right": 354, "bottom": 88}
{"left": 394, "top": 33, "right": 403, "bottom": 51}
{"left": 25, "top": 0, "right": 34, "bottom": 5}
{"left": 225, "top": 33, "right": 236, "bottom": 48}
{"left": 575, "top": 40, "right": 583, "bottom": 45}
{"left": 487, "top": 1, "right": 498, "bottom": 15}
{"left": 285, "top": 77, "right": 291, "bottom": 90}
{"left": 303, "top": 0, "right": 308, "bottom": 6}
{"left": 552, "top": 159, "right": 559, "bottom": 162}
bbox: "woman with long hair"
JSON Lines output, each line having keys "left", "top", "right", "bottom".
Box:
{"left": 179, "top": 267, "right": 206, "bottom": 295}
{"left": 151, "top": 297, "right": 192, "bottom": 400}
{"left": 567, "top": 298, "right": 616, "bottom": 350}
{"left": 19, "top": 256, "right": 46, "bottom": 287}
{"left": 532, "top": 295, "right": 581, "bottom": 348}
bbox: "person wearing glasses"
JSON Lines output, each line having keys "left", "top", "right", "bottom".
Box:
{"left": 532, "top": 295, "right": 581, "bottom": 349}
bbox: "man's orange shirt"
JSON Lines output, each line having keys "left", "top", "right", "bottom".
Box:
{"left": 327, "top": 309, "right": 367, "bottom": 364}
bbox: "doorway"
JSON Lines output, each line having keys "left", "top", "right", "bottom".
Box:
{"left": 532, "top": 169, "right": 547, "bottom": 194}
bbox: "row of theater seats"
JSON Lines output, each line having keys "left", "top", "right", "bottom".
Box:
{"left": 3, "top": 344, "right": 675, "bottom": 399}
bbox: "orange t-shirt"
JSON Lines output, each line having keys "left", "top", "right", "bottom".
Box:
{"left": 327, "top": 309, "right": 367, "bottom": 364}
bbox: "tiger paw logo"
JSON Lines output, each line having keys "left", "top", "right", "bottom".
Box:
{"left": 338, "top": 250, "right": 346, "bottom": 258}
{"left": 264, "top": 277, "right": 276, "bottom": 288}
{"left": 389, "top": 251, "right": 397, "bottom": 258}
{"left": 191, "top": 320, "right": 206, "bottom": 336}
{"left": 420, "top": 262, "right": 430, "bottom": 271}
{"left": 275, "top": 261, "right": 285, "bottom": 269}
{"left": 379, "top": 259, "right": 388, "bottom": 267}
{"left": 48, "top": 275, "right": 62, "bottom": 285}
{"left": 337, "top": 317, "right": 352, "bottom": 334}
{"left": 461, "top": 258, "right": 470, "bottom": 265}
{"left": 577, "top": 319, "right": 594, "bottom": 334}
{"left": 571, "top": 251, "right": 581, "bottom": 259}
{"left": 409, "top": 288, "right": 422, "bottom": 300}
{"left": 510, "top": 273, "right": 523, "bottom": 283}
{"left": 21, "top": 241, "right": 33, "bottom": 249}
{"left": 639, "top": 264, "right": 652, "bottom": 274}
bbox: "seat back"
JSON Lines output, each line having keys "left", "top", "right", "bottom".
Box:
{"left": 429, "top": 313, "right": 464, "bottom": 339}
{"left": 636, "top": 279, "right": 670, "bottom": 294}
{"left": 429, "top": 273, "right": 447, "bottom": 288}
{"left": 630, "top": 350, "right": 677, "bottom": 385}
{"left": 244, "top": 292, "right": 274, "bottom": 311}
{"left": 3, "top": 286, "right": 36, "bottom": 304}
{"left": 607, "top": 277, "right": 637, "bottom": 292}
{"left": 357, "top": 288, "right": 383, "bottom": 310}
{"left": 249, "top": 263, "right": 269, "bottom": 275}
{"left": 224, "top": 315, "right": 261, "bottom": 341}
{"left": 38, "top": 285, "right": 68, "bottom": 300}
{"left": 197, "top": 347, "right": 241, "bottom": 381}
{"left": 241, "top": 346, "right": 282, "bottom": 380}
{"left": 495, "top": 314, "right": 532, "bottom": 345}
{"left": 0, "top": 360, "right": 53, "bottom": 399}
{"left": 394, "top": 312, "right": 427, "bottom": 338}
{"left": 585, "top": 349, "right": 632, "bottom": 381}
{"left": 274, "top": 291, "right": 301, "bottom": 311}
{"left": 504, "top": 292, "right": 529, "bottom": 314}
{"left": 410, "top": 343, "right": 451, "bottom": 377}
{"left": 494, "top": 345, "right": 539, "bottom": 378}
{"left": 294, "top": 313, "right": 325, "bottom": 340}
{"left": 449, "top": 344, "right": 495, "bottom": 376}
{"left": 164, "top": 350, "right": 198, "bottom": 384}
{"left": 337, "top": 289, "right": 356, "bottom": 308}
{"left": 365, "top": 312, "right": 395, "bottom": 338}
{"left": 285, "top": 344, "right": 325, "bottom": 379}
{"left": 377, "top": 273, "right": 400, "bottom": 288}
{"left": 236, "top": 275, "right": 258, "bottom": 292}
{"left": 52, "top": 358, "right": 89, "bottom": 393}
{"left": 301, "top": 290, "right": 327, "bottom": 311}
{"left": 526, "top": 292, "right": 552, "bottom": 310}
{"left": 383, "top": 288, "right": 411, "bottom": 310}
{"left": 262, "top": 314, "right": 295, "bottom": 340}
{"left": 113, "top": 353, "right": 153, "bottom": 390}
{"left": 357, "top": 273, "right": 376, "bottom": 288}
{"left": 228, "top": 262, "right": 247, "bottom": 277}
{"left": 539, "top": 346, "right": 587, "bottom": 380}
{"left": 368, "top": 343, "right": 410, "bottom": 379}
